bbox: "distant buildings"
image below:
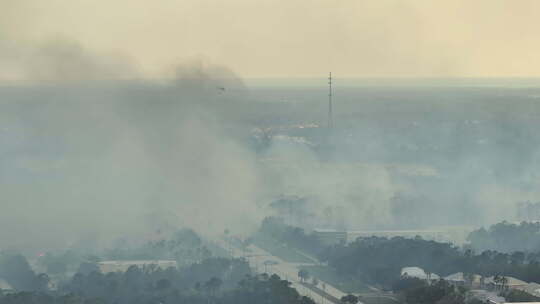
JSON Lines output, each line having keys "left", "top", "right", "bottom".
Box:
{"left": 444, "top": 272, "right": 483, "bottom": 288}
{"left": 347, "top": 230, "right": 448, "bottom": 243}
{"left": 442, "top": 273, "right": 528, "bottom": 291}
{"left": 312, "top": 227, "right": 468, "bottom": 245}
{"left": 312, "top": 229, "right": 347, "bottom": 246}
{"left": 97, "top": 260, "right": 177, "bottom": 273}
{"left": 516, "top": 282, "right": 540, "bottom": 298}
{"left": 398, "top": 266, "right": 540, "bottom": 304}
{"left": 484, "top": 276, "right": 528, "bottom": 290}
{"left": 402, "top": 268, "right": 532, "bottom": 291}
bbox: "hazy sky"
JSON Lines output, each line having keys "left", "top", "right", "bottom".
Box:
{"left": 2, "top": 0, "right": 540, "bottom": 79}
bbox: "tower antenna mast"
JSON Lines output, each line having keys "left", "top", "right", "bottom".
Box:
{"left": 328, "top": 72, "right": 333, "bottom": 128}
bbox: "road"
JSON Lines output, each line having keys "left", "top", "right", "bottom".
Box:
{"left": 216, "top": 238, "right": 353, "bottom": 304}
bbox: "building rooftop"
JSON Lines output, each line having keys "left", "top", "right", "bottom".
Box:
{"left": 485, "top": 276, "right": 528, "bottom": 286}
{"left": 0, "top": 278, "right": 13, "bottom": 290}
{"left": 401, "top": 266, "right": 440, "bottom": 280}
{"left": 444, "top": 272, "right": 482, "bottom": 283}
{"left": 516, "top": 282, "right": 540, "bottom": 297}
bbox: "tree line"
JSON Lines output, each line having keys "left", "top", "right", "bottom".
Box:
{"left": 258, "top": 217, "right": 540, "bottom": 289}
{"left": 0, "top": 253, "right": 316, "bottom": 304}
{"left": 324, "top": 235, "right": 540, "bottom": 288}
{"left": 0, "top": 272, "right": 315, "bottom": 304}
{"left": 467, "top": 221, "right": 540, "bottom": 253}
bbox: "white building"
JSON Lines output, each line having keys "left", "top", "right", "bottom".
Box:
{"left": 401, "top": 266, "right": 440, "bottom": 280}
{"left": 0, "top": 278, "right": 14, "bottom": 293}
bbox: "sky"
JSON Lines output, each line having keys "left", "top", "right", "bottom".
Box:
{"left": 1, "top": 0, "right": 540, "bottom": 79}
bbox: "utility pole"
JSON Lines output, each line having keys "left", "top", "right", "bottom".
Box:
{"left": 328, "top": 72, "right": 333, "bottom": 128}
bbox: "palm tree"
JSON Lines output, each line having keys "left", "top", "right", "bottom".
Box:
{"left": 425, "top": 271, "right": 432, "bottom": 284}
{"left": 298, "top": 269, "right": 310, "bottom": 283}
{"left": 204, "top": 277, "right": 222, "bottom": 297}
{"left": 463, "top": 272, "right": 474, "bottom": 287}
{"left": 493, "top": 275, "right": 506, "bottom": 291}
{"left": 501, "top": 276, "right": 508, "bottom": 291}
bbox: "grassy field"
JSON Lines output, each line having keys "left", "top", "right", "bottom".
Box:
{"left": 300, "top": 282, "right": 341, "bottom": 304}
{"left": 359, "top": 295, "right": 400, "bottom": 304}
{"left": 300, "top": 265, "right": 372, "bottom": 294}
{"left": 301, "top": 278, "right": 400, "bottom": 304}
{"left": 253, "top": 234, "right": 314, "bottom": 263}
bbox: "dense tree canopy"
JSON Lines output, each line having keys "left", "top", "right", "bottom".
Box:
{"left": 0, "top": 253, "right": 49, "bottom": 292}
{"left": 467, "top": 221, "right": 540, "bottom": 253}
{"left": 103, "top": 228, "right": 212, "bottom": 266}
{"left": 256, "top": 218, "right": 540, "bottom": 289}
{"left": 0, "top": 272, "right": 315, "bottom": 304}
{"left": 323, "top": 235, "right": 540, "bottom": 287}
{"left": 399, "top": 279, "right": 466, "bottom": 304}
{"left": 321, "top": 236, "right": 461, "bottom": 286}
{"left": 258, "top": 217, "right": 325, "bottom": 257}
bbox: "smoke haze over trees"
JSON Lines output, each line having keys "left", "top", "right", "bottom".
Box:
{"left": 3, "top": 2, "right": 540, "bottom": 304}
{"left": 3, "top": 78, "right": 540, "bottom": 250}
{"left": 2, "top": 10, "right": 540, "bottom": 249}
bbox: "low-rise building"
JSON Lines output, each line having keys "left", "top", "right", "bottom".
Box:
{"left": 97, "top": 260, "right": 177, "bottom": 273}
{"left": 444, "top": 272, "right": 483, "bottom": 288}
{"left": 401, "top": 266, "right": 440, "bottom": 281}
{"left": 484, "top": 276, "right": 528, "bottom": 291}
{"left": 312, "top": 228, "right": 454, "bottom": 245}
{"left": 515, "top": 282, "right": 540, "bottom": 298}
{"left": 348, "top": 230, "right": 449, "bottom": 243}
{"left": 0, "top": 278, "right": 14, "bottom": 293}
{"left": 312, "top": 229, "right": 347, "bottom": 246}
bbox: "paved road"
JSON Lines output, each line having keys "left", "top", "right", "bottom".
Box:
{"left": 216, "top": 238, "right": 352, "bottom": 304}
